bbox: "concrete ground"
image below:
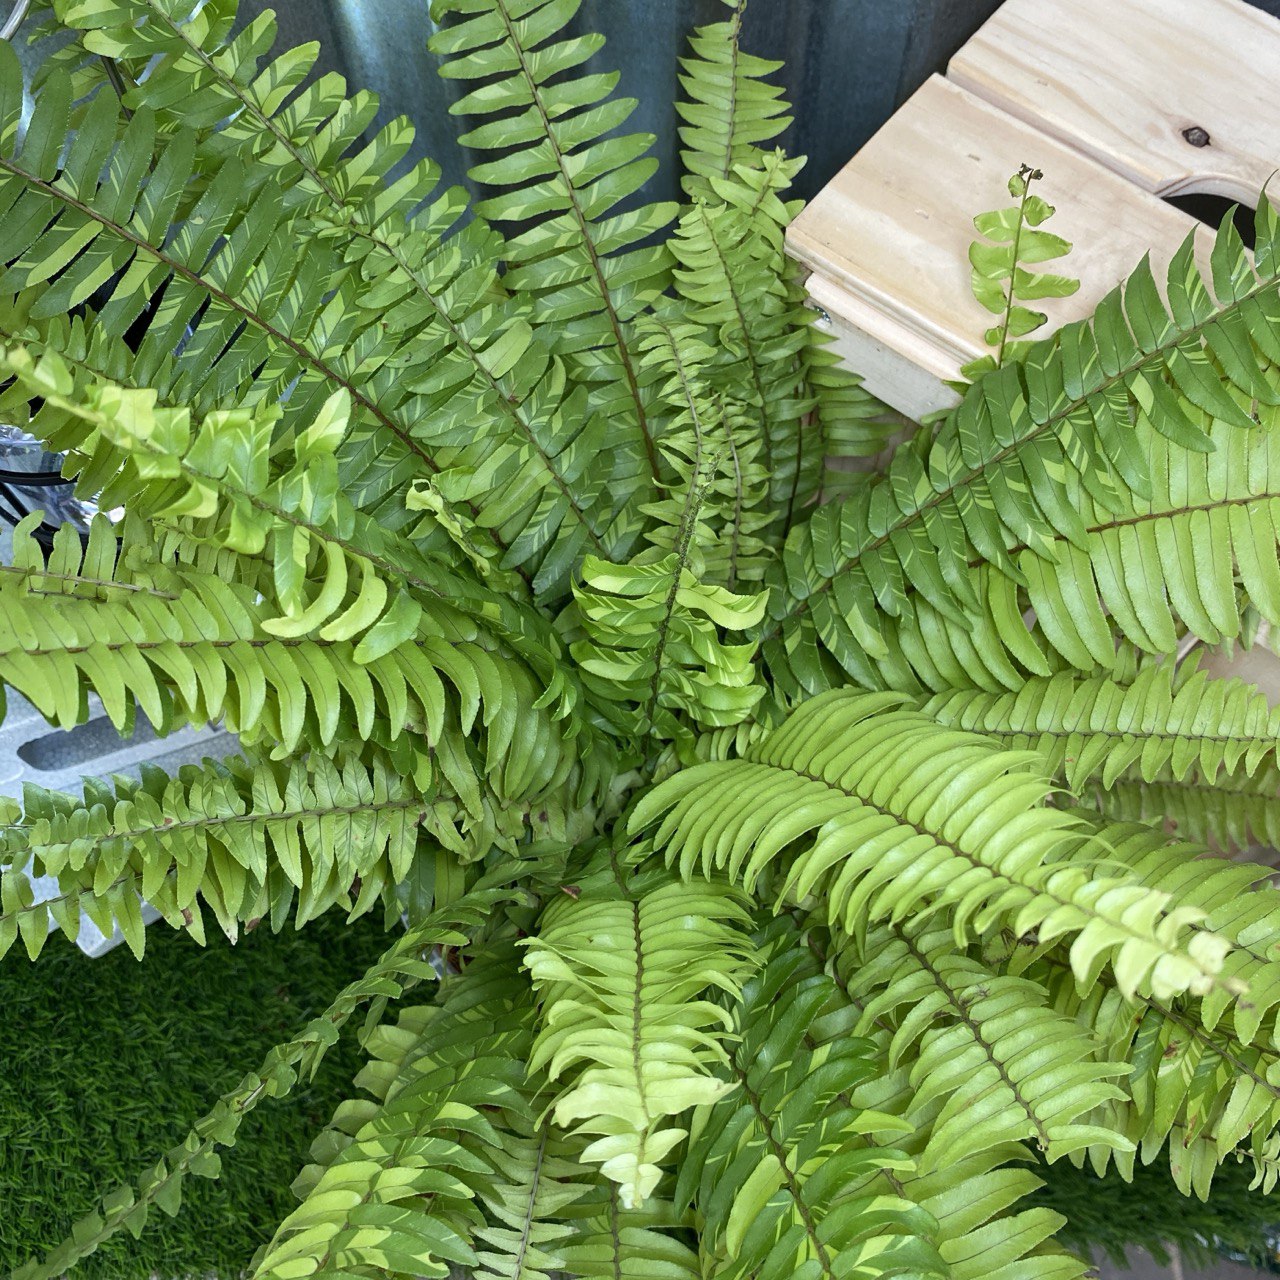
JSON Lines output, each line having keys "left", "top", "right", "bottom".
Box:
{"left": 1100, "top": 1249, "right": 1273, "bottom": 1280}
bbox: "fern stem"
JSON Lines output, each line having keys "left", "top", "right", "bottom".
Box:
{"left": 0, "top": 562, "right": 177, "bottom": 599}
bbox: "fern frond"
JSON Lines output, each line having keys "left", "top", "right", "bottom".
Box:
{"left": 632, "top": 690, "right": 1233, "bottom": 1000}
{"left": 1091, "top": 764, "right": 1280, "bottom": 852}
{"left": 1056, "top": 813, "right": 1280, "bottom": 1047}
{"left": 559, "top": 1182, "right": 699, "bottom": 1280}
{"left": 676, "top": 0, "right": 791, "bottom": 200}
{"left": 568, "top": 313, "right": 768, "bottom": 751}
{"left": 0, "top": 743, "right": 434, "bottom": 957}
{"left": 676, "top": 929, "right": 946, "bottom": 1280}
{"left": 670, "top": 153, "right": 828, "bottom": 534}
{"left": 521, "top": 874, "right": 757, "bottom": 1209}
{"left": 844, "top": 920, "right": 1130, "bottom": 1168}
{"left": 257, "top": 949, "right": 538, "bottom": 1280}
{"left": 13, "top": 888, "right": 513, "bottom": 1280}
{"left": 965, "top": 165, "right": 1079, "bottom": 377}
{"left": 810, "top": 928, "right": 1091, "bottom": 1280}
{"left": 768, "top": 200, "right": 1280, "bottom": 697}
{"left": 429, "top": 0, "right": 675, "bottom": 491}
{"left": 922, "top": 664, "right": 1280, "bottom": 790}
{"left": 1036, "top": 953, "right": 1280, "bottom": 1196}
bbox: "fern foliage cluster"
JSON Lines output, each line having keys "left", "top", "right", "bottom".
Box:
{"left": 2, "top": 0, "right": 1280, "bottom": 1276}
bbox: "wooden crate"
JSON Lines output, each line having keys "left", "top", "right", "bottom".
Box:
{"left": 786, "top": 0, "right": 1280, "bottom": 422}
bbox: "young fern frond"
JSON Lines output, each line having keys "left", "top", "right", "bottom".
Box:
{"left": 769, "top": 201, "right": 1280, "bottom": 698}
{"left": 676, "top": 0, "right": 792, "bottom": 200}
{"left": 675, "top": 929, "right": 946, "bottom": 1280}
{"left": 569, "top": 312, "right": 768, "bottom": 752}
{"left": 964, "top": 165, "right": 1079, "bottom": 378}
{"left": 633, "top": 690, "right": 1232, "bottom": 1000}
{"left": 521, "top": 874, "right": 757, "bottom": 1209}
{"left": 922, "top": 663, "right": 1280, "bottom": 790}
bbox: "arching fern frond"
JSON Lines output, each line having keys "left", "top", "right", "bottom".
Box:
{"left": 258, "top": 949, "right": 538, "bottom": 1280}
{"left": 14, "top": 886, "right": 515, "bottom": 1280}
{"left": 1035, "top": 952, "right": 1280, "bottom": 1196}
{"left": 0, "top": 545, "right": 585, "bottom": 823}
{"left": 844, "top": 920, "right": 1130, "bottom": 1169}
{"left": 676, "top": 0, "right": 792, "bottom": 200}
{"left": 675, "top": 929, "right": 946, "bottom": 1280}
{"left": 922, "top": 663, "right": 1280, "bottom": 790}
{"left": 0, "top": 744, "right": 431, "bottom": 958}
{"left": 521, "top": 874, "right": 757, "bottom": 1209}
{"left": 633, "top": 690, "right": 1233, "bottom": 1000}
{"left": 767, "top": 199, "right": 1280, "bottom": 697}
{"left": 810, "top": 928, "right": 1091, "bottom": 1280}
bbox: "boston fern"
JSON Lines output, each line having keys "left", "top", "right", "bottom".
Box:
{"left": 2, "top": 0, "right": 1280, "bottom": 1277}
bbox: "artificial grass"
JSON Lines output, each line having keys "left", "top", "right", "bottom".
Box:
{"left": 0, "top": 912, "right": 390, "bottom": 1279}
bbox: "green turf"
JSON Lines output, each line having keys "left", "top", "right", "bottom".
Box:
{"left": 0, "top": 912, "right": 390, "bottom": 1279}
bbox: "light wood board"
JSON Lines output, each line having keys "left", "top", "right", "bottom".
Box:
{"left": 949, "top": 0, "right": 1280, "bottom": 204}
{"left": 786, "top": 75, "right": 1205, "bottom": 415}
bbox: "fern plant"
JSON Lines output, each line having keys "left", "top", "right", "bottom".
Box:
{"left": 1, "top": 1, "right": 1280, "bottom": 1277}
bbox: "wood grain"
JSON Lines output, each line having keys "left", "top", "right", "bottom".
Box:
{"left": 949, "top": 0, "right": 1280, "bottom": 205}
{"left": 786, "top": 75, "right": 1204, "bottom": 413}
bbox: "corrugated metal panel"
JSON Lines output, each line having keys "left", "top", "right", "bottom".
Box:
{"left": 250, "top": 0, "right": 1280, "bottom": 204}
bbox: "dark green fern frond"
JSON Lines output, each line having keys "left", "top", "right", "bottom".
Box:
{"left": 767, "top": 201, "right": 1280, "bottom": 697}
{"left": 675, "top": 930, "right": 946, "bottom": 1280}
{"left": 430, "top": 0, "right": 676, "bottom": 502}
{"left": 676, "top": 0, "right": 792, "bottom": 200}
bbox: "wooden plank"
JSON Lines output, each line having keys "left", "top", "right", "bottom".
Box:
{"left": 948, "top": 0, "right": 1280, "bottom": 204}
{"left": 786, "top": 75, "right": 1204, "bottom": 414}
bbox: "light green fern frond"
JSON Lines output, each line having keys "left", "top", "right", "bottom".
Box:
{"left": 521, "top": 874, "right": 757, "bottom": 1208}
{"left": 0, "top": 743, "right": 436, "bottom": 958}
{"left": 633, "top": 690, "right": 1233, "bottom": 1000}
{"left": 845, "top": 920, "right": 1130, "bottom": 1168}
